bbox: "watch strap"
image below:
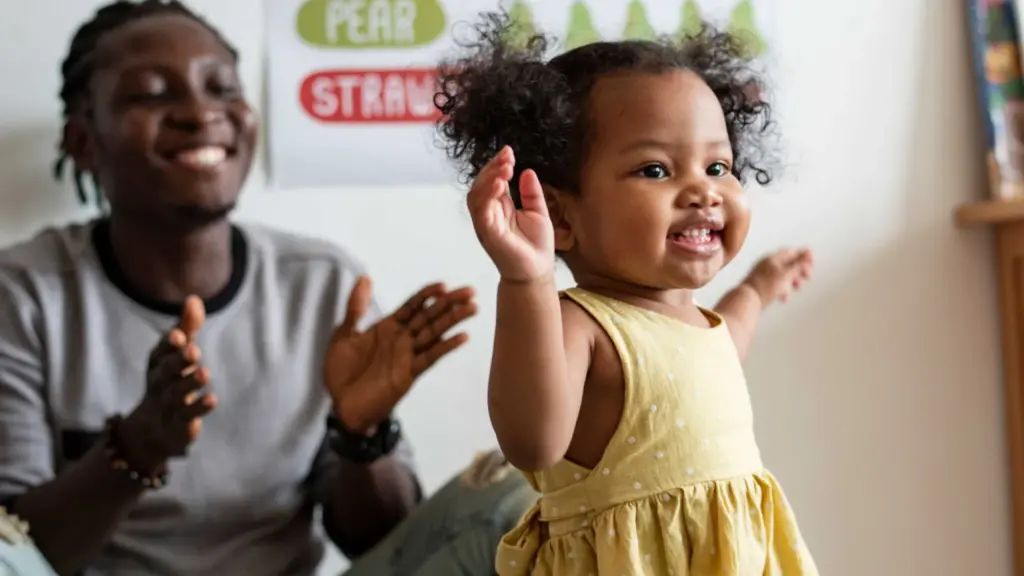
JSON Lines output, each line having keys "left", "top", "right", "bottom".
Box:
{"left": 326, "top": 414, "right": 401, "bottom": 463}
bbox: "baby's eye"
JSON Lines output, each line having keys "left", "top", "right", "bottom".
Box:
{"left": 706, "top": 162, "right": 730, "bottom": 177}
{"left": 637, "top": 164, "right": 669, "bottom": 179}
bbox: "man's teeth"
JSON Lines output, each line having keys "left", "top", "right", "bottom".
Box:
{"left": 175, "top": 146, "right": 226, "bottom": 168}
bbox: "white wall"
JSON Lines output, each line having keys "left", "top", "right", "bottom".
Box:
{"left": 0, "top": 0, "right": 1012, "bottom": 575}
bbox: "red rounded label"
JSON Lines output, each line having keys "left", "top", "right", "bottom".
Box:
{"left": 299, "top": 67, "right": 442, "bottom": 123}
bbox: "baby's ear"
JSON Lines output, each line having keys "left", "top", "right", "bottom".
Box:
{"left": 543, "top": 185, "right": 576, "bottom": 253}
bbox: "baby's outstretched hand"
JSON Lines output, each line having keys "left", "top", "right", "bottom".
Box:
{"left": 742, "top": 248, "right": 813, "bottom": 306}
{"left": 467, "top": 146, "right": 556, "bottom": 282}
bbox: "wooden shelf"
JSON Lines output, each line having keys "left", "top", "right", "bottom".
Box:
{"left": 962, "top": 211, "right": 1024, "bottom": 574}
{"left": 957, "top": 199, "right": 1024, "bottom": 227}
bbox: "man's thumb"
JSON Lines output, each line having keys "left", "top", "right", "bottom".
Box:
{"left": 179, "top": 296, "right": 206, "bottom": 339}
{"left": 335, "top": 276, "right": 373, "bottom": 339}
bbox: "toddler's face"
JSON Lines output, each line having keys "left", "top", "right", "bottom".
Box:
{"left": 559, "top": 69, "right": 750, "bottom": 290}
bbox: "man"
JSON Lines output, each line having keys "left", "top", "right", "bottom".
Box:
{"left": 0, "top": 2, "right": 534, "bottom": 574}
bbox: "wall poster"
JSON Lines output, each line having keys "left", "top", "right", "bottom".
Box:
{"left": 265, "top": 0, "right": 774, "bottom": 188}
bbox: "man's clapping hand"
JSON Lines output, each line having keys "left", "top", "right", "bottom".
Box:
{"left": 324, "top": 278, "right": 477, "bottom": 434}
{"left": 121, "top": 296, "right": 216, "bottom": 473}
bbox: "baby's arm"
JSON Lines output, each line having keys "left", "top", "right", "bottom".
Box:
{"left": 463, "top": 148, "right": 593, "bottom": 470}
{"left": 488, "top": 279, "right": 593, "bottom": 471}
{"left": 715, "top": 249, "right": 813, "bottom": 361}
{"left": 714, "top": 284, "right": 763, "bottom": 360}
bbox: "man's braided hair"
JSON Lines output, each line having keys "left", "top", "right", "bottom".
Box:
{"left": 53, "top": 0, "right": 237, "bottom": 205}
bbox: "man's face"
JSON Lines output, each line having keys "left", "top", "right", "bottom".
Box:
{"left": 75, "top": 14, "right": 258, "bottom": 230}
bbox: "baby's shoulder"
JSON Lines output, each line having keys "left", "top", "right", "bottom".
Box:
{"left": 560, "top": 295, "right": 613, "bottom": 353}
{"left": 560, "top": 296, "right": 624, "bottom": 379}
{"left": 560, "top": 295, "right": 598, "bottom": 332}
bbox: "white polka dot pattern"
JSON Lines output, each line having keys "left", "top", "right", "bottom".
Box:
{"left": 495, "top": 288, "right": 818, "bottom": 575}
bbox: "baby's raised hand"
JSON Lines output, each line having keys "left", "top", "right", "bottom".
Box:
{"left": 742, "top": 248, "right": 814, "bottom": 306}
{"left": 467, "top": 146, "right": 556, "bottom": 282}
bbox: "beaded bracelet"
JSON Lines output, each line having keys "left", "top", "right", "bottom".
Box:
{"left": 103, "top": 415, "right": 169, "bottom": 489}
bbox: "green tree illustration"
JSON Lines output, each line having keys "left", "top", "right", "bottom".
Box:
{"left": 622, "top": 0, "right": 657, "bottom": 41}
{"left": 564, "top": 1, "right": 601, "bottom": 50}
{"left": 677, "top": 0, "right": 703, "bottom": 39}
{"left": 506, "top": 0, "right": 537, "bottom": 49}
{"left": 727, "top": 0, "right": 767, "bottom": 57}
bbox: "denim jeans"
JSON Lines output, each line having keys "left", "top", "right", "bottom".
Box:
{"left": 343, "top": 451, "right": 536, "bottom": 576}
{"left": 0, "top": 509, "right": 55, "bottom": 576}
{"left": 0, "top": 452, "right": 536, "bottom": 576}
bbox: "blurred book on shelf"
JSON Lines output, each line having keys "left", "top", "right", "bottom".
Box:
{"left": 968, "top": 0, "right": 1024, "bottom": 199}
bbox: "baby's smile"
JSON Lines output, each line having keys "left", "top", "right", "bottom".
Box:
{"left": 668, "top": 215, "right": 725, "bottom": 256}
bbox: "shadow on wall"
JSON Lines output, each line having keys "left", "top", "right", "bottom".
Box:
{"left": 0, "top": 124, "right": 95, "bottom": 245}
{"left": 744, "top": 0, "right": 1005, "bottom": 572}
{"left": 747, "top": 226, "right": 1001, "bottom": 568}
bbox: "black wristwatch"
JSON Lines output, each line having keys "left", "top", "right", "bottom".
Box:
{"left": 326, "top": 414, "right": 402, "bottom": 463}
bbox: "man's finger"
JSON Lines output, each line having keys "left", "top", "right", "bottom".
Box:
{"left": 334, "top": 276, "right": 374, "bottom": 340}
{"left": 148, "top": 343, "right": 200, "bottom": 386}
{"left": 163, "top": 365, "right": 209, "bottom": 404}
{"left": 412, "top": 333, "right": 469, "bottom": 376}
{"left": 181, "top": 392, "right": 217, "bottom": 421}
{"left": 187, "top": 417, "right": 204, "bottom": 443}
{"left": 413, "top": 301, "right": 478, "bottom": 351}
{"left": 407, "top": 286, "right": 475, "bottom": 334}
{"left": 392, "top": 282, "right": 447, "bottom": 325}
{"left": 179, "top": 296, "right": 206, "bottom": 339}
{"left": 147, "top": 329, "right": 189, "bottom": 372}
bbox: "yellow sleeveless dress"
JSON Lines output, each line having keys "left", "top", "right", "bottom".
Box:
{"left": 495, "top": 288, "right": 818, "bottom": 575}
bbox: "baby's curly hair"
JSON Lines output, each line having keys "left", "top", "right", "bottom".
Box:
{"left": 435, "top": 11, "right": 776, "bottom": 206}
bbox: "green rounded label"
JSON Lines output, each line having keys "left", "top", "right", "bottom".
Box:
{"left": 296, "top": 0, "right": 446, "bottom": 49}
